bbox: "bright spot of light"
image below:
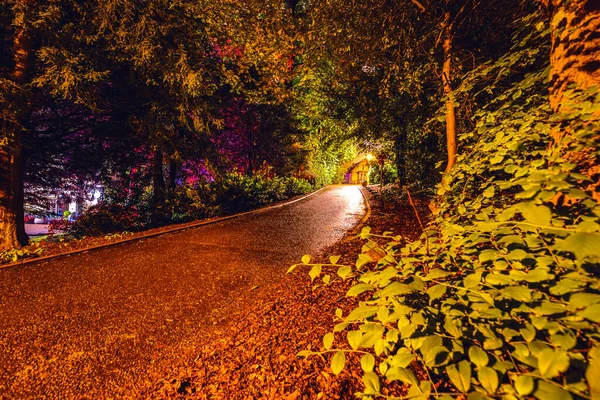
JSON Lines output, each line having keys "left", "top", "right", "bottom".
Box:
{"left": 340, "top": 185, "right": 365, "bottom": 216}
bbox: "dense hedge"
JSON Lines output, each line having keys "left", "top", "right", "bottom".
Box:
{"left": 68, "top": 173, "right": 314, "bottom": 237}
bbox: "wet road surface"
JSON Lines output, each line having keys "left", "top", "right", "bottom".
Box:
{"left": 0, "top": 185, "right": 365, "bottom": 398}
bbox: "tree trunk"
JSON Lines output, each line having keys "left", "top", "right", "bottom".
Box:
{"left": 442, "top": 10, "right": 457, "bottom": 174}
{"left": 246, "top": 113, "right": 255, "bottom": 177}
{"left": 168, "top": 157, "right": 178, "bottom": 195}
{"left": 0, "top": 2, "right": 31, "bottom": 251}
{"left": 548, "top": 0, "right": 600, "bottom": 202}
{"left": 394, "top": 133, "right": 407, "bottom": 186}
{"left": 549, "top": 0, "right": 600, "bottom": 114}
{"left": 0, "top": 128, "right": 27, "bottom": 251}
{"left": 152, "top": 147, "right": 166, "bottom": 224}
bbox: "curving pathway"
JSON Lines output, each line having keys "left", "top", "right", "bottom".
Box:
{"left": 0, "top": 185, "right": 365, "bottom": 398}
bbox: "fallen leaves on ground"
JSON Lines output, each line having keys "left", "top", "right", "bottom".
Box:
{"left": 142, "top": 189, "right": 430, "bottom": 399}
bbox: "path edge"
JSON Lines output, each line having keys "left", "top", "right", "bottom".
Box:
{"left": 1, "top": 186, "right": 329, "bottom": 270}
{"left": 347, "top": 185, "right": 372, "bottom": 238}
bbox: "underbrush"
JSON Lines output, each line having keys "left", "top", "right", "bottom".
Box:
{"left": 208, "top": 173, "right": 313, "bottom": 215}
{"left": 294, "top": 15, "right": 600, "bottom": 400}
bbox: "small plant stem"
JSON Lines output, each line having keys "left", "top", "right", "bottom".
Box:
{"left": 403, "top": 186, "right": 430, "bottom": 261}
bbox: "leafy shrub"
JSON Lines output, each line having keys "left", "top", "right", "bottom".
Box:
{"left": 208, "top": 173, "right": 266, "bottom": 214}
{"left": 168, "top": 187, "right": 215, "bottom": 223}
{"left": 208, "top": 172, "right": 313, "bottom": 214}
{"left": 377, "top": 184, "right": 404, "bottom": 204}
{"left": 369, "top": 163, "right": 398, "bottom": 185}
{"left": 48, "top": 218, "right": 74, "bottom": 235}
{"left": 293, "top": 16, "right": 600, "bottom": 399}
{"left": 284, "top": 176, "right": 313, "bottom": 197}
{"left": 68, "top": 203, "right": 139, "bottom": 237}
{"left": 0, "top": 243, "right": 44, "bottom": 264}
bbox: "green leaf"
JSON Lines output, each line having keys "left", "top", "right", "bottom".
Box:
{"left": 346, "top": 306, "right": 378, "bottom": 321}
{"left": 518, "top": 202, "right": 551, "bottom": 226}
{"left": 323, "top": 332, "right": 334, "bottom": 350}
{"left": 466, "top": 393, "right": 488, "bottom": 400}
{"left": 550, "top": 333, "right": 576, "bottom": 350}
{"left": 389, "top": 352, "right": 415, "bottom": 368}
{"left": 360, "top": 226, "right": 372, "bottom": 237}
{"left": 520, "top": 324, "right": 536, "bottom": 342}
{"left": 444, "top": 318, "right": 462, "bottom": 338}
{"left": 386, "top": 367, "right": 419, "bottom": 385}
{"left": 400, "top": 323, "right": 417, "bottom": 339}
{"left": 478, "top": 367, "right": 499, "bottom": 394}
{"left": 483, "top": 336, "right": 503, "bottom": 350}
{"left": 427, "top": 284, "right": 446, "bottom": 302}
{"left": 425, "top": 269, "right": 451, "bottom": 280}
{"left": 468, "top": 346, "right": 489, "bottom": 367}
{"left": 511, "top": 88, "right": 523, "bottom": 99}
{"left": 503, "top": 286, "right": 532, "bottom": 302}
{"left": 537, "top": 349, "right": 570, "bottom": 378}
{"left": 301, "top": 254, "right": 311, "bottom": 264}
{"left": 464, "top": 272, "right": 482, "bottom": 288}
{"left": 502, "top": 327, "right": 520, "bottom": 342}
{"left": 378, "top": 282, "right": 414, "bottom": 297}
{"left": 569, "top": 293, "right": 600, "bottom": 309}
{"left": 346, "top": 283, "right": 375, "bottom": 297}
{"left": 483, "top": 186, "right": 495, "bottom": 198}
{"left": 534, "top": 381, "right": 572, "bottom": 400}
{"left": 362, "top": 371, "right": 380, "bottom": 394}
{"left": 580, "top": 304, "right": 600, "bottom": 323}
{"left": 514, "top": 375, "right": 534, "bottom": 396}
{"left": 329, "top": 255, "right": 341, "bottom": 264}
{"left": 522, "top": 267, "right": 553, "bottom": 283}
{"left": 424, "top": 345, "right": 449, "bottom": 367}
{"left": 550, "top": 279, "right": 584, "bottom": 295}
{"left": 331, "top": 351, "right": 346, "bottom": 375}
{"left": 361, "top": 354, "right": 375, "bottom": 372}
{"left": 420, "top": 335, "right": 442, "bottom": 354}
{"left": 507, "top": 249, "right": 529, "bottom": 261}
{"left": 478, "top": 292, "right": 495, "bottom": 306}
{"left": 356, "top": 253, "right": 372, "bottom": 269}
{"left": 553, "top": 232, "right": 600, "bottom": 261}
{"left": 587, "top": 346, "right": 600, "bottom": 399}
{"left": 486, "top": 273, "right": 513, "bottom": 285}
{"left": 337, "top": 266, "right": 352, "bottom": 280}
{"left": 347, "top": 330, "right": 362, "bottom": 350}
{"left": 334, "top": 322, "right": 349, "bottom": 332}
{"left": 309, "top": 265, "right": 322, "bottom": 281}
{"left": 446, "top": 360, "right": 471, "bottom": 393}
{"left": 534, "top": 301, "right": 566, "bottom": 316}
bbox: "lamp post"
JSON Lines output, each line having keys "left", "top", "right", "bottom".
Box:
{"left": 366, "top": 154, "right": 374, "bottom": 185}
{"left": 378, "top": 154, "right": 386, "bottom": 187}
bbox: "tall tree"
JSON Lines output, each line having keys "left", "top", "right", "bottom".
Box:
{"left": 546, "top": 0, "right": 600, "bottom": 201}
{"left": 0, "top": 0, "right": 33, "bottom": 251}
{"left": 547, "top": 0, "right": 600, "bottom": 113}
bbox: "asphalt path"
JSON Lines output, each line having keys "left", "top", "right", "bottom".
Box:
{"left": 0, "top": 185, "right": 365, "bottom": 398}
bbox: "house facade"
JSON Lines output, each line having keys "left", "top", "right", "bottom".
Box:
{"left": 343, "top": 156, "right": 372, "bottom": 184}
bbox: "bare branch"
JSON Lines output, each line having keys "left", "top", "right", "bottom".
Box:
{"left": 410, "top": 0, "right": 427, "bottom": 13}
